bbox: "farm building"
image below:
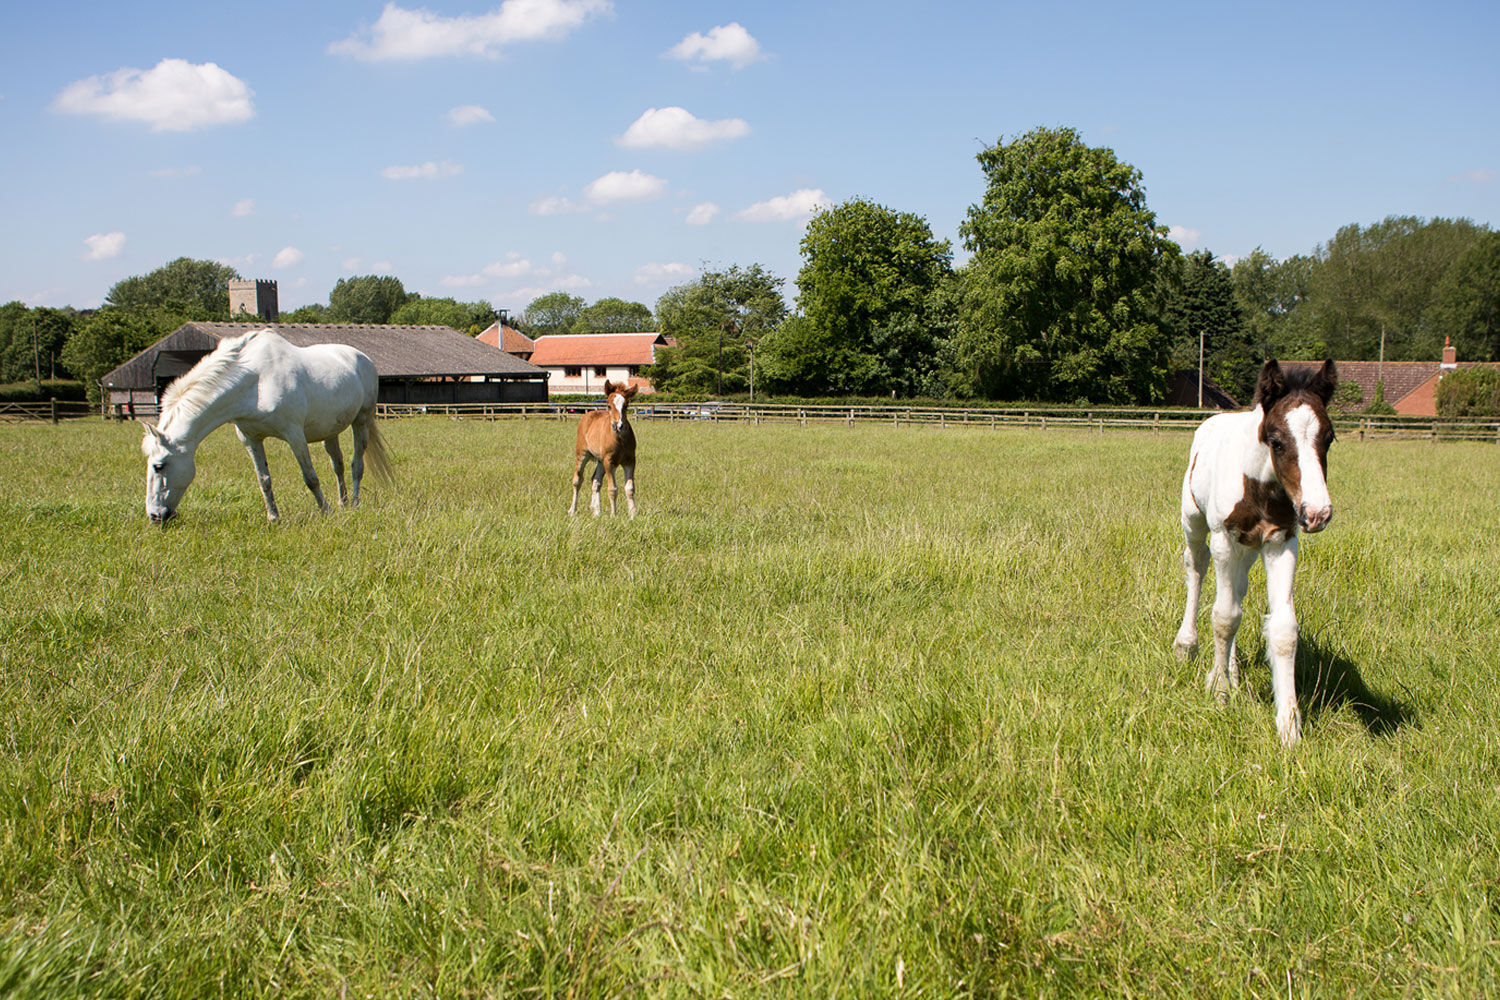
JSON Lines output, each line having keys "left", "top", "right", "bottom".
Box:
{"left": 1283, "top": 341, "right": 1500, "bottom": 416}
{"left": 476, "top": 320, "right": 535, "bottom": 361}
{"left": 525, "top": 332, "right": 668, "bottom": 396}
{"left": 1163, "top": 370, "right": 1240, "bottom": 409}
{"left": 101, "top": 321, "right": 549, "bottom": 418}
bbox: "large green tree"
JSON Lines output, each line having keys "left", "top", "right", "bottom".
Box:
{"left": 954, "top": 127, "right": 1179, "bottom": 403}
{"left": 645, "top": 265, "right": 787, "bottom": 396}
{"left": 59, "top": 310, "right": 168, "bottom": 403}
{"left": 389, "top": 297, "right": 499, "bottom": 334}
{"left": 575, "top": 297, "right": 656, "bottom": 334}
{"left": 328, "top": 275, "right": 414, "bottom": 325}
{"left": 104, "top": 257, "right": 239, "bottom": 317}
{"left": 767, "top": 198, "right": 953, "bottom": 396}
{"left": 520, "top": 292, "right": 586, "bottom": 337}
{"left": 1426, "top": 229, "right": 1500, "bottom": 361}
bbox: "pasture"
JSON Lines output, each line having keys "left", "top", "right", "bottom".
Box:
{"left": 1, "top": 416, "right": 1497, "bottom": 998}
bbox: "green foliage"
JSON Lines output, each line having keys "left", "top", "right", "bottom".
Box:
{"left": 58, "top": 308, "right": 186, "bottom": 403}
{"left": 280, "top": 304, "right": 332, "bottom": 324}
{"left": 1363, "top": 380, "right": 1397, "bottom": 415}
{"left": 0, "top": 304, "right": 77, "bottom": 384}
{"left": 104, "top": 257, "right": 240, "bottom": 317}
{"left": 389, "top": 297, "right": 498, "bottom": 334}
{"left": 576, "top": 297, "right": 655, "bottom": 334}
{"left": 328, "top": 275, "right": 414, "bottom": 325}
{"left": 646, "top": 265, "right": 787, "bottom": 395}
{"left": 0, "top": 379, "right": 86, "bottom": 402}
{"left": 1435, "top": 366, "right": 1500, "bottom": 417}
{"left": 955, "top": 126, "right": 1180, "bottom": 403}
{"left": 774, "top": 198, "right": 953, "bottom": 396}
{"left": 1427, "top": 230, "right": 1500, "bottom": 362}
{"left": 520, "top": 292, "right": 586, "bottom": 337}
{"left": 1, "top": 420, "right": 1498, "bottom": 996}
{"left": 1164, "top": 250, "right": 1258, "bottom": 402}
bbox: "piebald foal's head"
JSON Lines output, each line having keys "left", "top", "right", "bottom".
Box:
{"left": 603, "top": 380, "right": 638, "bottom": 431}
{"left": 1254, "top": 359, "right": 1338, "bottom": 533}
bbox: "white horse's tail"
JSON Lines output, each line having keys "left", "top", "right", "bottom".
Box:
{"left": 364, "top": 417, "right": 394, "bottom": 481}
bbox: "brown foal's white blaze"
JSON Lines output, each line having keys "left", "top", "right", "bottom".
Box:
{"left": 1174, "top": 359, "right": 1338, "bottom": 747}
{"left": 569, "top": 380, "right": 638, "bottom": 518}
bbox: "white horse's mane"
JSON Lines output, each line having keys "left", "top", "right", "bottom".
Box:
{"left": 160, "top": 331, "right": 259, "bottom": 425}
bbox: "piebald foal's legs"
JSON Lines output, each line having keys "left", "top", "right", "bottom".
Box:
{"left": 323, "top": 436, "right": 349, "bottom": 506}
{"left": 589, "top": 461, "right": 605, "bottom": 516}
{"left": 1207, "top": 534, "right": 1252, "bottom": 701}
{"left": 1174, "top": 514, "right": 1209, "bottom": 659}
{"left": 604, "top": 459, "right": 619, "bottom": 516}
{"left": 569, "top": 453, "right": 589, "bottom": 516}
{"left": 1262, "top": 538, "right": 1303, "bottom": 747}
{"left": 622, "top": 463, "right": 636, "bottom": 518}
{"left": 238, "top": 432, "right": 281, "bottom": 522}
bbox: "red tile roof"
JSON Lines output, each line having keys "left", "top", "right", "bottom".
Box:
{"left": 529, "top": 333, "right": 666, "bottom": 367}
{"left": 1281, "top": 359, "right": 1500, "bottom": 417}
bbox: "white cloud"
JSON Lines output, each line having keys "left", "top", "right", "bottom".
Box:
{"left": 447, "top": 104, "right": 495, "bottom": 127}
{"left": 230, "top": 199, "right": 255, "bottom": 218}
{"left": 382, "top": 160, "right": 463, "bottom": 180}
{"left": 667, "top": 22, "right": 764, "bottom": 69}
{"left": 53, "top": 58, "right": 253, "bottom": 132}
{"left": 584, "top": 169, "right": 667, "bottom": 205}
{"left": 217, "top": 253, "right": 258, "bottom": 270}
{"left": 633, "top": 261, "right": 693, "bottom": 285}
{"left": 1168, "top": 224, "right": 1203, "bottom": 249}
{"left": 531, "top": 195, "right": 580, "bottom": 216}
{"left": 685, "top": 202, "right": 720, "bottom": 225}
{"left": 273, "top": 247, "right": 305, "bottom": 269}
{"left": 150, "top": 165, "right": 201, "bottom": 179}
{"left": 331, "top": 0, "right": 612, "bottom": 61}
{"left": 1446, "top": 168, "right": 1496, "bottom": 185}
{"left": 83, "top": 232, "right": 126, "bottom": 261}
{"left": 618, "top": 106, "right": 750, "bottom": 151}
{"left": 442, "top": 251, "right": 591, "bottom": 291}
{"left": 734, "top": 188, "right": 831, "bottom": 223}
{"left": 342, "top": 256, "right": 364, "bottom": 271}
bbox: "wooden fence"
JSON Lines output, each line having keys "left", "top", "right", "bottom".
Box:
{"left": 0, "top": 400, "right": 95, "bottom": 423}
{"left": 376, "top": 401, "right": 1500, "bottom": 443}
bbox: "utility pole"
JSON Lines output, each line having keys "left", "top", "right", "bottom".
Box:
{"left": 1197, "top": 330, "right": 1205, "bottom": 408}
{"left": 746, "top": 338, "right": 757, "bottom": 402}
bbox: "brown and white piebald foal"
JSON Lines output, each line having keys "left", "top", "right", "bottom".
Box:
{"left": 569, "top": 381, "right": 638, "bottom": 518}
{"left": 1173, "top": 359, "right": 1338, "bottom": 746}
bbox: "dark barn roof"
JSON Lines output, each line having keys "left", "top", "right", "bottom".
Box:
{"left": 102, "top": 321, "right": 546, "bottom": 390}
{"left": 1163, "top": 369, "right": 1240, "bottom": 409}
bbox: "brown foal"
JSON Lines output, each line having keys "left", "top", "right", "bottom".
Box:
{"left": 569, "top": 380, "right": 638, "bottom": 517}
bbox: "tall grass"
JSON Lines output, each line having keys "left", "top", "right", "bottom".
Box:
{"left": 1, "top": 416, "right": 1497, "bottom": 998}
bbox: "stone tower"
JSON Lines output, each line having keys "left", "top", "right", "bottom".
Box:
{"left": 228, "top": 279, "right": 279, "bottom": 322}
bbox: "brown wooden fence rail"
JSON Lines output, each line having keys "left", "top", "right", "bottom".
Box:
{"left": 0, "top": 400, "right": 95, "bottom": 423}
{"left": 376, "top": 401, "right": 1500, "bottom": 443}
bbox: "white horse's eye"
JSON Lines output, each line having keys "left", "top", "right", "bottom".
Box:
{"left": 153, "top": 462, "right": 166, "bottom": 473}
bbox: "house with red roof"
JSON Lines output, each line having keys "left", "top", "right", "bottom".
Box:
{"left": 476, "top": 320, "right": 535, "bottom": 361}
{"left": 524, "top": 332, "right": 668, "bottom": 396}
{"left": 1283, "top": 341, "right": 1500, "bottom": 416}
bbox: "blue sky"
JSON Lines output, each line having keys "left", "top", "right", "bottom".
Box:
{"left": 2, "top": 0, "right": 1496, "bottom": 313}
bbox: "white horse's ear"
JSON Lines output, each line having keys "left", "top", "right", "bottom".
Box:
{"left": 143, "top": 422, "right": 164, "bottom": 443}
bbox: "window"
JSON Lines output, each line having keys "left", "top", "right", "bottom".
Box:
{"left": 594, "top": 366, "right": 607, "bottom": 377}
{"left": 564, "top": 366, "right": 581, "bottom": 377}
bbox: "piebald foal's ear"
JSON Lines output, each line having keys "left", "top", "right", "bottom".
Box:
{"left": 1308, "top": 360, "right": 1338, "bottom": 404}
{"left": 602, "top": 380, "right": 616, "bottom": 395}
{"left": 1253, "top": 360, "right": 1286, "bottom": 408}
{"left": 621, "top": 384, "right": 638, "bottom": 399}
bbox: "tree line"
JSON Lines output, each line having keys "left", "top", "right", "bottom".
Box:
{"left": 4, "top": 126, "right": 1496, "bottom": 408}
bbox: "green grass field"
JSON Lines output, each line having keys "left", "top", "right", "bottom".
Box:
{"left": 1, "top": 416, "right": 1497, "bottom": 998}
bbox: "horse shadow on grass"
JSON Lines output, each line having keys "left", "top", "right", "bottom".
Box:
{"left": 1294, "top": 632, "right": 1419, "bottom": 738}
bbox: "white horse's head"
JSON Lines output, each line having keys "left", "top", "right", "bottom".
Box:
{"left": 142, "top": 424, "right": 196, "bottom": 525}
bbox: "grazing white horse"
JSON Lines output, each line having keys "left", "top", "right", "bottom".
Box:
{"left": 569, "top": 380, "right": 637, "bottom": 518}
{"left": 1173, "top": 359, "right": 1338, "bottom": 746}
{"left": 141, "top": 328, "right": 390, "bottom": 524}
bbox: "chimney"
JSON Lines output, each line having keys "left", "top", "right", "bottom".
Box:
{"left": 1441, "top": 336, "right": 1457, "bottom": 368}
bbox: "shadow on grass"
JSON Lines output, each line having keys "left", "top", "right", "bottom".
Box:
{"left": 1297, "top": 633, "right": 1419, "bottom": 738}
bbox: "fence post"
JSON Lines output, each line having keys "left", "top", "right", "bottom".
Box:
{"left": 50, "top": 398, "right": 58, "bottom": 425}
{"left": 1040, "top": 415, "right": 1047, "bottom": 431}
{"left": 1153, "top": 411, "right": 1159, "bottom": 436}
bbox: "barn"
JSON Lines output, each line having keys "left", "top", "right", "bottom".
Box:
{"left": 101, "top": 321, "right": 549, "bottom": 417}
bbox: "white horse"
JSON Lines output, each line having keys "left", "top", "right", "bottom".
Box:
{"left": 141, "top": 328, "right": 390, "bottom": 524}
{"left": 1173, "top": 359, "right": 1338, "bottom": 747}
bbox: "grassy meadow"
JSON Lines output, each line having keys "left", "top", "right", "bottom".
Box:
{"left": 1, "top": 414, "right": 1498, "bottom": 998}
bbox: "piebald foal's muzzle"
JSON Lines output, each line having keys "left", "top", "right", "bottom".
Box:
{"left": 1298, "top": 504, "right": 1333, "bottom": 533}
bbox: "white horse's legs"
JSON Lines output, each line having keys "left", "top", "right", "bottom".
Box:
{"left": 323, "top": 436, "right": 349, "bottom": 506}
{"left": 1262, "top": 539, "right": 1303, "bottom": 747}
{"left": 349, "top": 413, "right": 370, "bottom": 507}
{"left": 284, "top": 430, "right": 331, "bottom": 512}
{"left": 1207, "top": 535, "right": 1252, "bottom": 701}
{"left": 622, "top": 463, "right": 636, "bottom": 519}
{"left": 1174, "top": 515, "right": 1209, "bottom": 659}
{"left": 238, "top": 433, "right": 281, "bottom": 522}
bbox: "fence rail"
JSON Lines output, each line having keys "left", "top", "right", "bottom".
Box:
{"left": 375, "top": 401, "right": 1500, "bottom": 443}
{"left": 0, "top": 400, "right": 94, "bottom": 423}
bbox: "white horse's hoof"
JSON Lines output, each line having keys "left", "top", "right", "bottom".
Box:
{"left": 1277, "top": 710, "right": 1303, "bottom": 748}
{"left": 1173, "top": 636, "right": 1197, "bottom": 661}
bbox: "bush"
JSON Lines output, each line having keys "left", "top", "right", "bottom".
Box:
{"left": 1436, "top": 367, "right": 1500, "bottom": 418}
{"left": 0, "top": 380, "right": 87, "bottom": 403}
